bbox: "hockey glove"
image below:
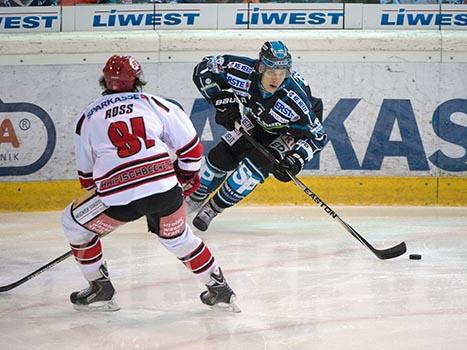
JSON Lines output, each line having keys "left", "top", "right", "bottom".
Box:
{"left": 212, "top": 90, "right": 241, "bottom": 131}
{"left": 273, "top": 151, "right": 305, "bottom": 182}
{"left": 173, "top": 161, "right": 200, "bottom": 197}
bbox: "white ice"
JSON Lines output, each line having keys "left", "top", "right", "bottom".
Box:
{"left": 0, "top": 206, "right": 466, "bottom": 350}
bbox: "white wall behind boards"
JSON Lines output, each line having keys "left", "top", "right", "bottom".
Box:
{"left": 0, "top": 30, "right": 465, "bottom": 181}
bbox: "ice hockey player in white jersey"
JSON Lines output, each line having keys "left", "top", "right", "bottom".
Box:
{"left": 188, "top": 41, "right": 326, "bottom": 231}
{"left": 61, "top": 55, "right": 239, "bottom": 312}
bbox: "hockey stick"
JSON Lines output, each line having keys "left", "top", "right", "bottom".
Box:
{"left": 0, "top": 250, "right": 72, "bottom": 292}
{"left": 236, "top": 125, "right": 406, "bottom": 260}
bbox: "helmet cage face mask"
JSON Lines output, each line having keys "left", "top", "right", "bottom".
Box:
{"left": 258, "top": 41, "right": 292, "bottom": 77}
{"left": 103, "top": 55, "right": 142, "bottom": 92}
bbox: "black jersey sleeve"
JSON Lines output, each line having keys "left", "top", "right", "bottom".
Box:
{"left": 192, "top": 55, "right": 256, "bottom": 102}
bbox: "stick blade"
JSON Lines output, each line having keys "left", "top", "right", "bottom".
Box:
{"left": 374, "top": 241, "right": 407, "bottom": 260}
{"left": 0, "top": 282, "right": 19, "bottom": 293}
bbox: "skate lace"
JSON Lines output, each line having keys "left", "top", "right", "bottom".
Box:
{"left": 207, "top": 283, "right": 234, "bottom": 303}
{"left": 76, "top": 284, "right": 93, "bottom": 298}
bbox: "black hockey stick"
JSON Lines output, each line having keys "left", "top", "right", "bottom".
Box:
{"left": 0, "top": 250, "right": 72, "bottom": 292}
{"left": 237, "top": 126, "right": 406, "bottom": 260}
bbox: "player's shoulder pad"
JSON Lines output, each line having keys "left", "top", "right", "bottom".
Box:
{"left": 282, "top": 81, "right": 312, "bottom": 118}
{"left": 74, "top": 95, "right": 105, "bottom": 135}
{"left": 224, "top": 55, "right": 256, "bottom": 75}
{"left": 145, "top": 93, "right": 185, "bottom": 113}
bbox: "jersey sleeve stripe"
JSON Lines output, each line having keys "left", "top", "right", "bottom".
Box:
{"left": 75, "top": 114, "right": 86, "bottom": 135}
{"left": 77, "top": 171, "right": 95, "bottom": 189}
{"left": 176, "top": 136, "right": 200, "bottom": 156}
{"left": 79, "top": 178, "right": 96, "bottom": 190}
{"left": 78, "top": 170, "right": 93, "bottom": 177}
{"left": 176, "top": 137, "right": 204, "bottom": 165}
{"left": 151, "top": 97, "right": 170, "bottom": 112}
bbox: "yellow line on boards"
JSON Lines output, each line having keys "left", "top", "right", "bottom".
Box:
{"left": 0, "top": 176, "right": 466, "bottom": 212}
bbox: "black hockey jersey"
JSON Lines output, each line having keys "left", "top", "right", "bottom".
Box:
{"left": 193, "top": 54, "right": 326, "bottom": 163}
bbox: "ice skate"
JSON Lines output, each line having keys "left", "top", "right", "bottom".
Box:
{"left": 200, "top": 268, "right": 241, "bottom": 313}
{"left": 192, "top": 200, "right": 222, "bottom": 232}
{"left": 184, "top": 195, "right": 205, "bottom": 216}
{"left": 70, "top": 265, "right": 120, "bottom": 312}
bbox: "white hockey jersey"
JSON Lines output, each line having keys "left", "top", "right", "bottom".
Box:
{"left": 74, "top": 92, "right": 203, "bottom": 206}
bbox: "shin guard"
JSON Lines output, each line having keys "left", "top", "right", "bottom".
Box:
{"left": 191, "top": 158, "right": 227, "bottom": 203}
{"left": 213, "top": 157, "right": 264, "bottom": 209}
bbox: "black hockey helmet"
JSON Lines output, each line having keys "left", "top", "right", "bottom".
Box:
{"left": 258, "top": 41, "right": 292, "bottom": 75}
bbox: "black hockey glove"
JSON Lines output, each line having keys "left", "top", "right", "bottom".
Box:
{"left": 211, "top": 91, "right": 241, "bottom": 131}
{"left": 273, "top": 151, "right": 305, "bottom": 182}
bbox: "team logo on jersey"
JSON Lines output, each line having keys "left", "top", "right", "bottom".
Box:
{"left": 287, "top": 91, "right": 310, "bottom": 115}
{"left": 269, "top": 109, "right": 289, "bottom": 124}
{"left": 291, "top": 71, "right": 308, "bottom": 86}
{"left": 274, "top": 99, "right": 298, "bottom": 121}
{"left": 206, "top": 56, "right": 223, "bottom": 73}
{"left": 227, "top": 74, "right": 251, "bottom": 90}
{"left": 227, "top": 62, "right": 254, "bottom": 74}
{"left": 255, "top": 118, "right": 283, "bottom": 132}
{"left": 231, "top": 88, "right": 251, "bottom": 98}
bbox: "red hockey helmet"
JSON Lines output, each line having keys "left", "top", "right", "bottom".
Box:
{"left": 103, "top": 55, "right": 142, "bottom": 92}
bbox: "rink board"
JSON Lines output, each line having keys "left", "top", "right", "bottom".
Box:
{"left": 0, "top": 176, "right": 466, "bottom": 211}
{"left": 0, "top": 31, "right": 466, "bottom": 210}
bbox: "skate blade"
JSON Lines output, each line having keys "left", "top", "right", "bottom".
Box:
{"left": 209, "top": 301, "right": 241, "bottom": 313}
{"left": 72, "top": 299, "right": 120, "bottom": 312}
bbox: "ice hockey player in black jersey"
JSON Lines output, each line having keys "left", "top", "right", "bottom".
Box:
{"left": 187, "top": 41, "right": 327, "bottom": 231}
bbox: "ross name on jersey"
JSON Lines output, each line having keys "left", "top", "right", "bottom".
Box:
{"left": 87, "top": 94, "right": 140, "bottom": 118}
{"left": 105, "top": 104, "right": 134, "bottom": 119}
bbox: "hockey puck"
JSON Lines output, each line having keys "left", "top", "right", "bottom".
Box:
{"left": 409, "top": 254, "right": 422, "bottom": 260}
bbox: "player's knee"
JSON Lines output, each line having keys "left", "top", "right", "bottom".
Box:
{"left": 208, "top": 142, "right": 238, "bottom": 171}
{"left": 223, "top": 157, "right": 264, "bottom": 198}
{"left": 61, "top": 204, "right": 76, "bottom": 234}
{"left": 241, "top": 157, "right": 265, "bottom": 184}
{"left": 158, "top": 224, "right": 202, "bottom": 258}
{"left": 147, "top": 202, "right": 186, "bottom": 238}
{"left": 246, "top": 150, "right": 274, "bottom": 179}
{"left": 61, "top": 204, "right": 94, "bottom": 244}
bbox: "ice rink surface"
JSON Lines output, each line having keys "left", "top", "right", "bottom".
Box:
{"left": 0, "top": 206, "right": 466, "bottom": 350}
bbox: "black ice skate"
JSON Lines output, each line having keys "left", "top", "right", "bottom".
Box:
{"left": 200, "top": 268, "right": 241, "bottom": 313}
{"left": 184, "top": 195, "right": 205, "bottom": 216}
{"left": 70, "top": 264, "right": 119, "bottom": 312}
{"left": 192, "top": 200, "right": 223, "bottom": 232}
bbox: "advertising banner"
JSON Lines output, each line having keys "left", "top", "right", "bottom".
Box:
{"left": 1, "top": 4, "right": 466, "bottom": 33}
{"left": 73, "top": 4, "right": 218, "bottom": 32}
{"left": 229, "top": 3, "right": 345, "bottom": 29}
{"left": 363, "top": 4, "right": 467, "bottom": 30}
{"left": 0, "top": 6, "right": 60, "bottom": 33}
{"left": 0, "top": 60, "right": 466, "bottom": 181}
